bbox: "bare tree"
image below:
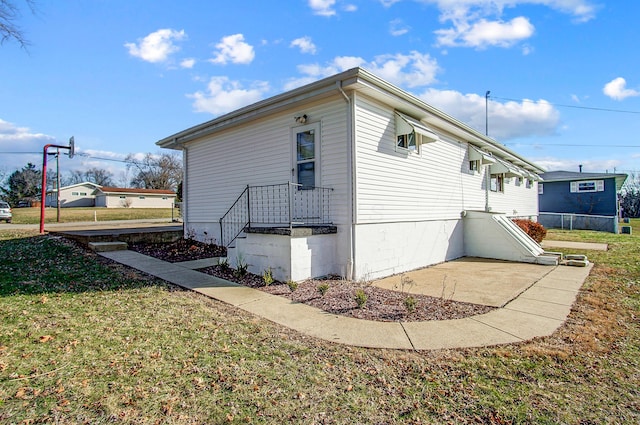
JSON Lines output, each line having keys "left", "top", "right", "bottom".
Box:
{"left": 1, "top": 0, "right": 36, "bottom": 48}
{"left": 65, "top": 167, "right": 114, "bottom": 186}
{"left": 126, "top": 152, "right": 182, "bottom": 191}
{"left": 620, "top": 171, "right": 640, "bottom": 218}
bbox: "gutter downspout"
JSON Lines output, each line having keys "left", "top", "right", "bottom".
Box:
{"left": 485, "top": 167, "right": 490, "bottom": 212}
{"left": 181, "top": 141, "right": 188, "bottom": 237}
{"left": 337, "top": 81, "right": 356, "bottom": 280}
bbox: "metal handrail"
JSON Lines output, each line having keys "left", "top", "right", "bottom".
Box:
{"left": 219, "top": 182, "right": 333, "bottom": 246}
{"left": 219, "top": 185, "right": 250, "bottom": 247}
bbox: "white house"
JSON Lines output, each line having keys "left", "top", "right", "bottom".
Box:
{"left": 158, "top": 67, "right": 551, "bottom": 282}
{"left": 47, "top": 183, "right": 176, "bottom": 209}
{"left": 46, "top": 182, "right": 101, "bottom": 207}
{"left": 94, "top": 187, "right": 176, "bottom": 208}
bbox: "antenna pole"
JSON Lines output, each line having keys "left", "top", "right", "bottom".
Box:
{"left": 485, "top": 91, "right": 491, "bottom": 136}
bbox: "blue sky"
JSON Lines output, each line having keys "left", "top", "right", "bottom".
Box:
{"left": 1, "top": 0, "right": 639, "bottom": 185}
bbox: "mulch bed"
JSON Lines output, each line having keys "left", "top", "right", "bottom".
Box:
{"left": 129, "top": 238, "right": 227, "bottom": 262}
{"left": 130, "top": 240, "right": 494, "bottom": 322}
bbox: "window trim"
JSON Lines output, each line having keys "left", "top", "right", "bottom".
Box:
{"left": 490, "top": 173, "right": 505, "bottom": 192}
{"left": 570, "top": 180, "right": 604, "bottom": 193}
{"left": 394, "top": 112, "right": 439, "bottom": 154}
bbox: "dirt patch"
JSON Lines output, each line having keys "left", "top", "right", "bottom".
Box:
{"left": 130, "top": 241, "right": 494, "bottom": 322}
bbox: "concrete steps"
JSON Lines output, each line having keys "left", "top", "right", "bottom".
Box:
{"left": 88, "top": 241, "right": 128, "bottom": 252}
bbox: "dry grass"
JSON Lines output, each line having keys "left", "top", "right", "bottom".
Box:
{"left": 0, "top": 223, "right": 639, "bottom": 424}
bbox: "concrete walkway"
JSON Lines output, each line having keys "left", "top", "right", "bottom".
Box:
{"left": 99, "top": 250, "right": 593, "bottom": 350}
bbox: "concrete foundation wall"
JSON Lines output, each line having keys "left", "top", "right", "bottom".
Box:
{"left": 228, "top": 231, "right": 338, "bottom": 282}
{"left": 353, "top": 219, "right": 464, "bottom": 281}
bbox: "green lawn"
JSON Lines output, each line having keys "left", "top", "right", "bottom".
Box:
{"left": 8, "top": 207, "right": 179, "bottom": 224}
{"left": 0, "top": 224, "right": 638, "bottom": 424}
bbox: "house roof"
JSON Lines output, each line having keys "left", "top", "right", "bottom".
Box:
{"left": 47, "top": 182, "right": 102, "bottom": 194}
{"left": 540, "top": 171, "right": 628, "bottom": 191}
{"left": 96, "top": 187, "right": 176, "bottom": 196}
{"left": 157, "top": 67, "right": 544, "bottom": 174}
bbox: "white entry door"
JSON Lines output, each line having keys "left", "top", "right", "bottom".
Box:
{"left": 292, "top": 123, "right": 320, "bottom": 223}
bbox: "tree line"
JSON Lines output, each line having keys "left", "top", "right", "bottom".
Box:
{"left": 0, "top": 152, "right": 182, "bottom": 206}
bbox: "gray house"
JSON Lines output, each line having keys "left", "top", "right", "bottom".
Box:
{"left": 158, "top": 67, "right": 552, "bottom": 282}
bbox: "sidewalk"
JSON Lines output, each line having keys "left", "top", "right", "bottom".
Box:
{"left": 99, "top": 250, "right": 592, "bottom": 350}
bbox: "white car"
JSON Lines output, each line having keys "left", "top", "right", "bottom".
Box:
{"left": 0, "top": 201, "right": 12, "bottom": 223}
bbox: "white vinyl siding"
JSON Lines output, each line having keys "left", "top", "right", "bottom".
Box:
{"left": 488, "top": 175, "right": 539, "bottom": 216}
{"left": 353, "top": 95, "right": 488, "bottom": 223}
{"left": 184, "top": 96, "right": 350, "bottom": 242}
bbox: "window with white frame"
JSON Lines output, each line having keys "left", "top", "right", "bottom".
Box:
{"left": 490, "top": 173, "right": 504, "bottom": 192}
{"left": 469, "top": 160, "right": 479, "bottom": 172}
{"left": 395, "top": 112, "right": 438, "bottom": 154}
{"left": 538, "top": 183, "right": 544, "bottom": 194}
{"left": 570, "top": 180, "right": 604, "bottom": 193}
{"left": 397, "top": 132, "right": 418, "bottom": 152}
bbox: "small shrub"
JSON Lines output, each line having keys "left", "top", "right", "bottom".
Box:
{"left": 354, "top": 288, "right": 368, "bottom": 309}
{"left": 287, "top": 280, "right": 298, "bottom": 292}
{"left": 217, "top": 258, "right": 230, "bottom": 269}
{"left": 317, "top": 283, "right": 330, "bottom": 297}
{"left": 234, "top": 256, "right": 248, "bottom": 278}
{"left": 404, "top": 296, "right": 417, "bottom": 314}
{"left": 512, "top": 219, "right": 547, "bottom": 243}
{"left": 262, "top": 267, "right": 274, "bottom": 286}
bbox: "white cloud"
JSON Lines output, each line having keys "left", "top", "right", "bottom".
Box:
{"left": 419, "top": 88, "right": 560, "bottom": 140}
{"left": 435, "top": 16, "right": 534, "bottom": 48}
{"left": 603, "top": 77, "right": 640, "bottom": 101}
{"left": 426, "top": 0, "right": 597, "bottom": 23}
{"left": 125, "top": 29, "right": 186, "bottom": 63}
{"left": 290, "top": 36, "right": 317, "bottom": 54}
{"left": 285, "top": 51, "right": 439, "bottom": 90}
{"left": 210, "top": 34, "right": 255, "bottom": 65}
{"left": 309, "top": 0, "right": 336, "bottom": 16}
{"left": 418, "top": 0, "right": 597, "bottom": 49}
{"left": 189, "top": 76, "right": 270, "bottom": 115}
{"left": 308, "top": 0, "right": 357, "bottom": 16}
{"left": 390, "top": 18, "right": 411, "bottom": 36}
{"left": 532, "top": 157, "right": 620, "bottom": 173}
{"left": 380, "top": 0, "right": 401, "bottom": 7}
{"left": 180, "top": 58, "right": 196, "bottom": 69}
{"left": 0, "top": 119, "right": 57, "bottom": 173}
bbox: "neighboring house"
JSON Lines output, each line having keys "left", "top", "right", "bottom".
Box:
{"left": 158, "top": 67, "right": 549, "bottom": 282}
{"left": 46, "top": 183, "right": 176, "bottom": 208}
{"left": 538, "top": 170, "right": 627, "bottom": 233}
{"left": 46, "top": 182, "right": 101, "bottom": 207}
{"left": 95, "top": 187, "right": 176, "bottom": 208}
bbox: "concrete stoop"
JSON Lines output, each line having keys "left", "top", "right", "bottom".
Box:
{"left": 88, "top": 241, "right": 128, "bottom": 252}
